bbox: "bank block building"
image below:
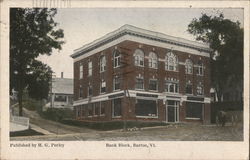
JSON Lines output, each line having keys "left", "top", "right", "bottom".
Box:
{"left": 71, "top": 25, "right": 212, "bottom": 124}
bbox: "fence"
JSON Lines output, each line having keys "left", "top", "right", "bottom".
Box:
{"left": 10, "top": 116, "right": 30, "bottom": 128}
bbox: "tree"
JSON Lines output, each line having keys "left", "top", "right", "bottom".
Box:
{"left": 10, "top": 8, "right": 64, "bottom": 116}
{"left": 187, "top": 13, "right": 243, "bottom": 102}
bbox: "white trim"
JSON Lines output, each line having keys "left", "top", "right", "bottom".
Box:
{"left": 185, "top": 117, "right": 201, "bottom": 120}
{"left": 73, "top": 34, "right": 210, "bottom": 62}
{"left": 72, "top": 25, "right": 210, "bottom": 59}
{"left": 73, "top": 90, "right": 211, "bottom": 106}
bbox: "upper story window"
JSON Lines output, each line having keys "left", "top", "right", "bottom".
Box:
{"left": 197, "top": 61, "right": 204, "bottom": 76}
{"left": 100, "top": 55, "right": 106, "bottom": 72}
{"left": 149, "top": 79, "right": 158, "bottom": 91}
{"left": 185, "top": 81, "right": 193, "bottom": 94}
{"left": 197, "top": 82, "right": 204, "bottom": 96}
{"left": 88, "top": 61, "right": 92, "bottom": 76}
{"left": 185, "top": 59, "right": 193, "bottom": 74}
{"left": 165, "top": 79, "right": 179, "bottom": 93}
{"left": 134, "top": 49, "right": 144, "bottom": 67}
{"left": 113, "top": 50, "right": 121, "bottom": 68}
{"left": 165, "top": 52, "right": 178, "bottom": 71}
{"left": 148, "top": 52, "right": 158, "bottom": 69}
{"left": 100, "top": 79, "right": 106, "bottom": 93}
{"left": 79, "top": 63, "right": 83, "bottom": 79}
{"left": 79, "top": 85, "right": 83, "bottom": 98}
{"left": 113, "top": 75, "right": 121, "bottom": 91}
{"left": 135, "top": 74, "right": 144, "bottom": 90}
{"left": 88, "top": 83, "right": 93, "bottom": 97}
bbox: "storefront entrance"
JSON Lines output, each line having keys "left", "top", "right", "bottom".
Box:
{"left": 166, "top": 100, "right": 179, "bottom": 122}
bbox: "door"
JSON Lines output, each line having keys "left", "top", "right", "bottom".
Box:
{"left": 166, "top": 100, "right": 179, "bottom": 122}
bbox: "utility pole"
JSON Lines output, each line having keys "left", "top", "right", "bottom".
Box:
{"left": 120, "top": 51, "right": 133, "bottom": 131}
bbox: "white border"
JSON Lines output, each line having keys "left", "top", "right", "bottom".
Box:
{"left": 1, "top": 1, "right": 249, "bottom": 160}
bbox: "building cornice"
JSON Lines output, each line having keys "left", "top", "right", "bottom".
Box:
{"left": 71, "top": 25, "right": 212, "bottom": 59}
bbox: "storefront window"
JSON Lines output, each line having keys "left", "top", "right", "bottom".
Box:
{"left": 135, "top": 99, "right": 157, "bottom": 117}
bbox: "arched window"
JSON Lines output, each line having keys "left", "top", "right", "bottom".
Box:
{"left": 113, "top": 50, "right": 121, "bottom": 68}
{"left": 165, "top": 52, "right": 178, "bottom": 71}
{"left": 197, "top": 61, "right": 204, "bottom": 76}
{"left": 100, "top": 55, "right": 106, "bottom": 72}
{"left": 148, "top": 52, "right": 158, "bottom": 69}
{"left": 185, "top": 59, "right": 193, "bottom": 74}
{"left": 134, "top": 49, "right": 144, "bottom": 67}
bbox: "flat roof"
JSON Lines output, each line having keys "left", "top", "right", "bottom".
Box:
{"left": 71, "top": 24, "right": 211, "bottom": 59}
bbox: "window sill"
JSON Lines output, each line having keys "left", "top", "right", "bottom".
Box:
{"left": 114, "top": 66, "right": 121, "bottom": 69}
{"left": 149, "top": 67, "right": 158, "bottom": 69}
{"left": 165, "top": 70, "right": 179, "bottom": 72}
{"left": 185, "top": 73, "right": 193, "bottom": 75}
{"left": 100, "top": 92, "right": 106, "bottom": 95}
{"left": 136, "top": 116, "right": 158, "bottom": 119}
{"left": 197, "top": 74, "right": 204, "bottom": 76}
{"left": 185, "top": 117, "right": 201, "bottom": 120}
{"left": 135, "top": 65, "right": 144, "bottom": 67}
{"left": 113, "top": 89, "right": 121, "bottom": 92}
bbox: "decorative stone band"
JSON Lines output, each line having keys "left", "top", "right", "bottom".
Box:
{"left": 73, "top": 89, "right": 211, "bottom": 106}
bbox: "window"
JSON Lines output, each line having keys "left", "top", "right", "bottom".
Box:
{"left": 113, "top": 50, "right": 121, "bottom": 68}
{"left": 79, "top": 86, "right": 83, "bottom": 98}
{"left": 100, "top": 79, "right": 106, "bottom": 93}
{"left": 112, "top": 98, "right": 122, "bottom": 117}
{"left": 165, "top": 80, "right": 179, "bottom": 93}
{"left": 135, "top": 75, "right": 144, "bottom": 89}
{"left": 100, "top": 101, "right": 105, "bottom": 115}
{"left": 88, "top": 61, "right": 92, "bottom": 76}
{"left": 148, "top": 52, "right": 158, "bottom": 68}
{"left": 197, "top": 83, "right": 204, "bottom": 95}
{"left": 165, "top": 52, "right": 178, "bottom": 71}
{"left": 185, "top": 59, "right": 193, "bottom": 74}
{"left": 100, "top": 55, "right": 106, "bottom": 72}
{"left": 186, "top": 102, "right": 203, "bottom": 119}
{"left": 88, "top": 84, "right": 92, "bottom": 96}
{"left": 149, "top": 79, "right": 158, "bottom": 91}
{"left": 186, "top": 83, "right": 193, "bottom": 94}
{"left": 79, "top": 63, "right": 83, "bottom": 79}
{"left": 94, "top": 103, "right": 99, "bottom": 116}
{"left": 77, "top": 107, "right": 81, "bottom": 117}
{"left": 197, "top": 61, "right": 204, "bottom": 76}
{"left": 135, "top": 99, "right": 157, "bottom": 117}
{"left": 81, "top": 106, "right": 85, "bottom": 117}
{"left": 54, "top": 95, "right": 67, "bottom": 102}
{"left": 87, "top": 104, "right": 93, "bottom": 116}
{"left": 113, "top": 76, "right": 121, "bottom": 91}
{"left": 134, "top": 49, "right": 144, "bottom": 67}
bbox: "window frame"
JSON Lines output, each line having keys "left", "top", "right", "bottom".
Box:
{"left": 148, "top": 52, "right": 158, "bottom": 69}
{"left": 79, "top": 63, "right": 83, "bottom": 79}
{"left": 165, "top": 80, "right": 179, "bottom": 93}
{"left": 185, "top": 83, "right": 193, "bottom": 95}
{"left": 185, "top": 59, "right": 193, "bottom": 74}
{"left": 197, "top": 61, "right": 204, "bottom": 76}
{"left": 113, "top": 75, "right": 121, "bottom": 91}
{"left": 113, "top": 50, "right": 121, "bottom": 68}
{"left": 135, "top": 75, "right": 144, "bottom": 90}
{"left": 134, "top": 49, "right": 144, "bottom": 67}
{"left": 149, "top": 79, "right": 158, "bottom": 91}
{"left": 88, "top": 84, "right": 93, "bottom": 97}
{"left": 165, "top": 52, "right": 178, "bottom": 71}
{"left": 100, "top": 55, "right": 106, "bottom": 72}
{"left": 100, "top": 79, "right": 106, "bottom": 94}
{"left": 88, "top": 61, "right": 92, "bottom": 76}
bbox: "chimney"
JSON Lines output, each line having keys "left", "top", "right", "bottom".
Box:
{"left": 61, "top": 72, "right": 63, "bottom": 78}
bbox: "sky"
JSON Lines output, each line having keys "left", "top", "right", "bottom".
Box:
{"left": 37, "top": 8, "right": 243, "bottom": 79}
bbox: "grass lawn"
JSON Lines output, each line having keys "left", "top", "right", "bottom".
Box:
{"left": 10, "top": 129, "right": 44, "bottom": 137}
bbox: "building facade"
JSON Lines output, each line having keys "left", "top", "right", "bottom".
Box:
{"left": 46, "top": 74, "right": 74, "bottom": 109}
{"left": 71, "top": 25, "right": 212, "bottom": 124}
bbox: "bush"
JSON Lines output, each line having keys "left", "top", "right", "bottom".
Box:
{"left": 22, "top": 99, "right": 44, "bottom": 111}
{"left": 61, "top": 119, "right": 167, "bottom": 131}
{"left": 40, "top": 108, "right": 74, "bottom": 122}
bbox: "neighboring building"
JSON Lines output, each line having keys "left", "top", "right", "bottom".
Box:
{"left": 48, "top": 73, "right": 74, "bottom": 109}
{"left": 71, "top": 25, "right": 212, "bottom": 124}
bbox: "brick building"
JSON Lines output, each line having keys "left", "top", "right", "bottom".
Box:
{"left": 71, "top": 25, "right": 212, "bottom": 124}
